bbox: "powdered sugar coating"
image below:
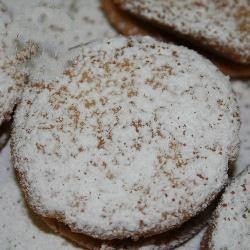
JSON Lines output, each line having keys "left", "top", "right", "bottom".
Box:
{"left": 12, "top": 36, "right": 240, "bottom": 240}
{"left": 0, "top": 39, "right": 37, "bottom": 126}
{"left": 115, "top": 0, "right": 250, "bottom": 64}
{"left": 0, "top": 45, "right": 18, "bottom": 124}
{"left": 1, "top": 1, "right": 38, "bottom": 126}
{"left": 3, "top": 0, "right": 117, "bottom": 81}
{"left": 205, "top": 167, "right": 250, "bottom": 249}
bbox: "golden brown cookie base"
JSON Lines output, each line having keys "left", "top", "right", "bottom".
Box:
{"left": 102, "top": 0, "right": 250, "bottom": 79}
{"left": 41, "top": 200, "right": 218, "bottom": 250}
{"left": 102, "top": 0, "right": 162, "bottom": 37}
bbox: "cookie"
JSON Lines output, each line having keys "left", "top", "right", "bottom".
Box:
{"left": 4, "top": 0, "right": 117, "bottom": 82}
{"left": 11, "top": 36, "right": 240, "bottom": 241}
{"left": 201, "top": 167, "right": 250, "bottom": 250}
{"left": 8, "top": 82, "right": 250, "bottom": 250}
{"left": 102, "top": 0, "right": 250, "bottom": 78}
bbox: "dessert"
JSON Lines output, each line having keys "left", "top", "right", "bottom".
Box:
{"left": 12, "top": 36, "right": 240, "bottom": 247}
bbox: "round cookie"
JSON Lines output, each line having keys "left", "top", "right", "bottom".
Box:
{"left": 201, "top": 167, "right": 250, "bottom": 250}
{"left": 102, "top": 0, "right": 250, "bottom": 78}
{"left": 4, "top": 0, "right": 117, "bottom": 82}
{"left": 12, "top": 36, "right": 240, "bottom": 240}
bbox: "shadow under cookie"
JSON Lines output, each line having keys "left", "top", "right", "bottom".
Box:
{"left": 0, "top": 120, "right": 11, "bottom": 151}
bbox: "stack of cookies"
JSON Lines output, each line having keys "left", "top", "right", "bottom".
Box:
{"left": 0, "top": 1, "right": 249, "bottom": 249}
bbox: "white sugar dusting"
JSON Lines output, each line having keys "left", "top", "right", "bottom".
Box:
{"left": 0, "top": 44, "right": 18, "bottom": 125}
{"left": 0, "top": 3, "right": 23, "bottom": 125}
{"left": 116, "top": 0, "right": 250, "bottom": 63}
{"left": 12, "top": 37, "right": 240, "bottom": 240}
{"left": 2, "top": 0, "right": 117, "bottom": 82}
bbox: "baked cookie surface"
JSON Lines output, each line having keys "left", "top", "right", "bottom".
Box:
{"left": 114, "top": 0, "right": 250, "bottom": 64}
{"left": 201, "top": 167, "right": 250, "bottom": 250}
{"left": 12, "top": 36, "right": 240, "bottom": 240}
